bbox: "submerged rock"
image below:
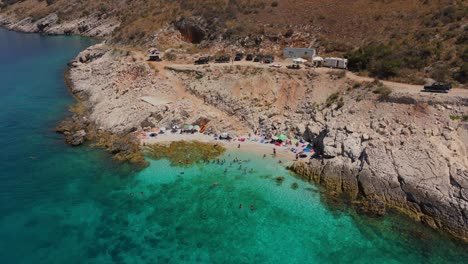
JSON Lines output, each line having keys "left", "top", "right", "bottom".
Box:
{"left": 65, "top": 129, "right": 86, "bottom": 146}
{"left": 144, "top": 141, "right": 225, "bottom": 166}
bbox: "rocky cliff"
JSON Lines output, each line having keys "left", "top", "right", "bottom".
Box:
{"left": 289, "top": 100, "right": 468, "bottom": 241}
{"left": 0, "top": 12, "right": 118, "bottom": 38}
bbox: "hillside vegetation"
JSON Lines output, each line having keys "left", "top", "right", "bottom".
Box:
{"left": 1, "top": 0, "right": 467, "bottom": 85}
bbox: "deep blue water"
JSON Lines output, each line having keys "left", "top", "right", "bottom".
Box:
{"left": 0, "top": 28, "right": 467, "bottom": 264}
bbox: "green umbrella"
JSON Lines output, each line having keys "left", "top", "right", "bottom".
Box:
{"left": 278, "top": 134, "right": 288, "bottom": 140}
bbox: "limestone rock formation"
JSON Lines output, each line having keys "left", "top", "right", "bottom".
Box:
{"left": 53, "top": 41, "right": 468, "bottom": 241}
{"left": 0, "top": 13, "right": 119, "bottom": 38}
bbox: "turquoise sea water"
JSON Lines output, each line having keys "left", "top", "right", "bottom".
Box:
{"left": 0, "top": 28, "right": 467, "bottom": 263}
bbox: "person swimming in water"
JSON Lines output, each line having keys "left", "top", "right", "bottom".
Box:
{"left": 224, "top": 168, "right": 228, "bottom": 173}
{"left": 250, "top": 168, "right": 254, "bottom": 173}
{"left": 239, "top": 204, "right": 243, "bottom": 209}
{"left": 263, "top": 154, "right": 266, "bottom": 159}
{"left": 213, "top": 181, "right": 218, "bottom": 187}
{"left": 250, "top": 205, "right": 255, "bottom": 211}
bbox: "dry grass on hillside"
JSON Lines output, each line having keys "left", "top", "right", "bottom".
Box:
{"left": 2, "top": 0, "right": 467, "bottom": 84}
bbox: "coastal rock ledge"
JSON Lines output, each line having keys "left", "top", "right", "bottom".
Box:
{"left": 289, "top": 157, "right": 468, "bottom": 242}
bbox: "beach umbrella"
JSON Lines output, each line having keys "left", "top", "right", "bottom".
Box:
{"left": 278, "top": 134, "right": 288, "bottom": 140}
{"left": 193, "top": 125, "right": 200, "bottom": 131}
{"left": 303, "top": 148, "right": 311, "bottom": 153}
{"left": 160, "top": 127, "right": 166, "bottom": 131}
{"left": 272, "top": 136, "right": 279, "bottom": 140}
{"left": 183, "top": 124, "right": 190, "bottom": 130}
{"left": 221, "top": 132, "right": 229, "bottom": 138}
{"left": 188, "top": 125, "right": 194, "bottom": 130}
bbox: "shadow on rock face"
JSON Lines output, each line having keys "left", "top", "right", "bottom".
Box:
{"left": 174, "top": 18, "right": 206, "bottom": 44}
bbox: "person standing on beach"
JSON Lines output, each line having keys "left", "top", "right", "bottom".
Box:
{"left": 238, "top": 144, "right": 240, "bottom": 148}
{"left": 273, "top": 148, "right": 276, "bottom": 156}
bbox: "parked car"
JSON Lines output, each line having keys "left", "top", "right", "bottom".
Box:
{"left": 194, "top": 57, "right": 209, "bottom": 65}
{"left": 263, "top": 55, "right": 274, "bottom": 63}
{"left": 286, "top": 64, "right": 301, "bottom": 69}
{"left": 253, "top": 55, "right": 263, "bottom": 62}
{"left": 269, "top": 64, "right": 282, "bottom": 68}
{"left": 234, "top": 53, "right": 244, "bottom": 61}
{"left": 423, "top": 82, "right": 452, "bottom": 93}
{"left": 215, "top": 55, "right": 231, "bottom": 63}
{"left": 245, "top": 54, "right": 254, "bottom": 61}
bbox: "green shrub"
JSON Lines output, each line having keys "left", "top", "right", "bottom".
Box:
{"left": 369, "top": 60, "right": 402, "bottom": 79}
{"left": 326, "top": 92, "right": 340, "bottom": 107}
{"left": 327, "top": 70, "right": 346, "bottom": 79}
{"left": 346, "top": 43, "right": 432, "bottom": 79}
{"left": 462, "top": 48, "right": 468, "bottom": 62}
{"left": 165, "top": 52, "right": 177, "bottom": 61}
{"left": 431, "top": 64, "right": 450, "bottom": 82}
{"left": 453, "top": 63, "right": 468, "bottom": 84}
{"left": 373, "top": 86, "right": 392, "bottom": 101}
{"left": 449, "top": 115, "right": 460, "bottom": 121}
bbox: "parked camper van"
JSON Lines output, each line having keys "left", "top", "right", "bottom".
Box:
{"left": 324, "top": 57, "right": 348, "bottom": 69}
{"left": 148, "top": 48, "right": 161, "bottom": 61}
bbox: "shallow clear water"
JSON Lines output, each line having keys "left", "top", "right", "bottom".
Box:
{"left": 0, "top": 28, "right": 467, "bottom": 264}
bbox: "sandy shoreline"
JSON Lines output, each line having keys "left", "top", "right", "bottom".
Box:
{"left": 140, "top": 132, "right": 308, "bottom": 164}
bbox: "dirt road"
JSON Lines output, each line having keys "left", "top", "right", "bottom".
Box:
{"left": 139, "top": 51, "right": 467, "bottom": 99}
{"left": 342, "top": 70, "right": 468, "bottom": 97}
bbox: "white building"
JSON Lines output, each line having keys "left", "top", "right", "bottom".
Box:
{"left": 283, "top": 48, "right": 316, "bottom": 60}
{"left": 323, "top": 57, "right": 348, "bottom": 69}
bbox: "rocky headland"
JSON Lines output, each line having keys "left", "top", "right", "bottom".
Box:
{"left": 54, "top": 42, "right": 468, "bottom": 241}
